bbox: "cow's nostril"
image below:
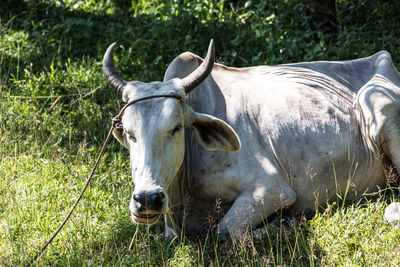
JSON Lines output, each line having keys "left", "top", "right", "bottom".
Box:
{"left": 133, "top": 193, "right": 144, "bottom": 204}
{"left": 148, "top": 192, "right": 165, "bottom": 206}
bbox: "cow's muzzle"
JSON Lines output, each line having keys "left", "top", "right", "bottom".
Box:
{"left": 133, "top": 190, "right": 166, "bottom": 210}
{"left": 130, "top": 189, "right": 167, "bottom": 224}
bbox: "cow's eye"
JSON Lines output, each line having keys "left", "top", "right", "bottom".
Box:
{"left": 129, "top": 135, "right": 137, "bottom": 143}
{"left": 171, "top": 124, "right": 182, "bottom": 135}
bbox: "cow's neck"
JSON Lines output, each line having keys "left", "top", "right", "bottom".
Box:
{"left": 165, "top": 161, "right": 191, "bottom": 234}
{"left": 165, "top": 83, "right": 235, "bottom": 234}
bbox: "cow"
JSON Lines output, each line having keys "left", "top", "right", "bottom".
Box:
{"left": 102, "top": 40, "right": 400, "bottom": 240}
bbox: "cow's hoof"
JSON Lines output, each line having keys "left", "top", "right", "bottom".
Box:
{"left": 271, "top": 216, "right": 298, "bottom": 229}
{"left": 385, "top": 202, "right": 400, "bottom": 229}
{"left": 217, "top": 231, "right": 233, "bottom": 243}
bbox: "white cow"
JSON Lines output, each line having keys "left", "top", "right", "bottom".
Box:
{"left": 103, "top": 40, "right": 400, "bottom": 239}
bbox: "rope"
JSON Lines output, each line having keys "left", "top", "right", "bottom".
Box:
{"left": 27, "top": 94, "right": 182, "bottom": 266}
{"left": 27, "top": 125, "right": 115, "bottom": 267}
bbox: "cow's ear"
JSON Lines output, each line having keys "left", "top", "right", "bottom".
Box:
{"left": 188, "top": 112, "right": 241, "bottom": 152}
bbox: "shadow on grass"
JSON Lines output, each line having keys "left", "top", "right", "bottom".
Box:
{"left": 1, "top": 0, "right": 271, "bottom": 80}
{"left": 50, "top": 208, "right": 325, "bottom": 266}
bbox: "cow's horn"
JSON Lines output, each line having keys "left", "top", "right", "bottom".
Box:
{"left": 103, "top": 42, "right": 127, "bottom": 95}
{"left": 181, "top": 39, "right": 215, "bottom": 94}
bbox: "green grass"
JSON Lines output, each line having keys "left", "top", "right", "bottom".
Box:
{"left": 1, "top": 0, "right": 400, "bottom": 265}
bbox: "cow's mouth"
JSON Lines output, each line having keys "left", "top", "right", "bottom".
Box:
{"left": 131, "top": 212, "right": 161, "bottom": 224}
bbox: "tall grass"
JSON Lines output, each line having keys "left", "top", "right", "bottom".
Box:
{"left": 1, "top": 0, "right": 400, "bottom": 265}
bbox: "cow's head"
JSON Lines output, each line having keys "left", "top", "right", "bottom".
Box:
{"left": 103, "top": 40, "right": 240, "bottom": 225}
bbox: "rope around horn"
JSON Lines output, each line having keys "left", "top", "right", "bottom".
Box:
{"left": 27, "top": 94, "right": 182, "bottom": 266}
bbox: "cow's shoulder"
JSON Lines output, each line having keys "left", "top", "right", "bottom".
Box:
{"left": 164, "top": 52, "right": 203, "bottom": 81}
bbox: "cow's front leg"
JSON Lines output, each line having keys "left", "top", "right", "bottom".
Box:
{"left": 217, "top": 181, "right": 296, "bottom": 241}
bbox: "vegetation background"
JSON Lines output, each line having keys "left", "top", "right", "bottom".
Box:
{"left": 1, "top": 0, "right": 400, "bottom": 265}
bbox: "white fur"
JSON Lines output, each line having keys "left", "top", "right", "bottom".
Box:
{"left": 113, "top": 49, "right": 400, "bottom": 238}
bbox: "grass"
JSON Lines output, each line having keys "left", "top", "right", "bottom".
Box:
{"left": 1, "top": 0, "right": 400, "bottom": 265}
